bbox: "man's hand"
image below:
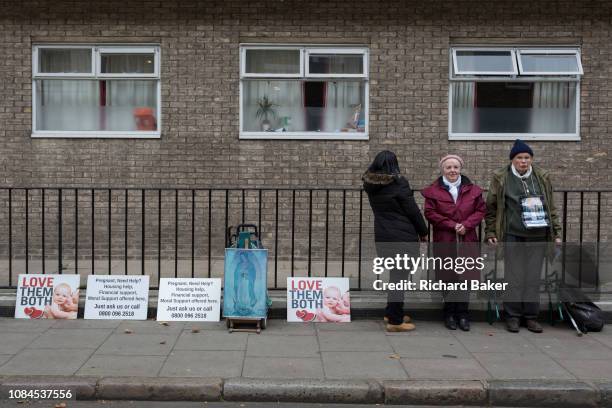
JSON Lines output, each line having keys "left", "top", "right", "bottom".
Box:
{"left": 487, "top": 237, "right": 498, "bottom": 246}
{"left": 555, "top": 238, "right": 562, "bottom": 245}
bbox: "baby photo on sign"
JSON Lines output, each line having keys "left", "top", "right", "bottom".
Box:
{"left": 15, "top": 274, "right": 80, "bottom": 319}
{"left": 287, "top": 277, "right": 351, "bottom": 323}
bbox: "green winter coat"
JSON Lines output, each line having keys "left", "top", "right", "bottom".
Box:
{"left": 485, "top": 165, "right": 561, "bottom": 242}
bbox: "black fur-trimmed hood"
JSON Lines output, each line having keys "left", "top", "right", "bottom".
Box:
{"left": 362, "top": 171, "right": 396, "bottom": 185}
{"left": 362, "top": 171, "right": 400, "bottom": 193}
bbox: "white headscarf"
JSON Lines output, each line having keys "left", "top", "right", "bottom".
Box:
{"left": 442, "top": 175, "right": 462, "bottom": 203}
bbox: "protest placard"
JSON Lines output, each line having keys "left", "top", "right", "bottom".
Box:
{"left": 157, "top": 278, "right": 221, "bottom": 321}
{"left": 287, "top": 277, "right": 350, "bottom": 323}
{"left": 15, "top": 274, "right": 80, "bottom": 319}
{"left": 84, "top": 275, "right": 149, "bottom": 320}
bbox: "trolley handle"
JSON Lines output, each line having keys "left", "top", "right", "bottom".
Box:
{"left": 226, "top": 226, "right": 237, "bottom": 248}
{"left": 235, "top": 223, "right": 259, "bottom": 236}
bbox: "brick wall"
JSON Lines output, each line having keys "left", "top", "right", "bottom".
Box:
{"left": 0, "top": 0, "right": 610, "bottom": 189}
{"left": 0, "top": 0, "right": 609, "bottom": 284}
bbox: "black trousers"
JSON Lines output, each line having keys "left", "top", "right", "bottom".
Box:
{"left": 443, "top": 289, "right": 470, "bottom": 319}
{"left": 444, "top": 302, "right": 469, "bottom": 319}
{"left": 379, "top": 242, "right": 418, "bottom": 325}
{"left": 503, "top": 234, "right": 547, "bottom": 320}
{"left": 385, "top": 267, "right": 408, "bottom": 325}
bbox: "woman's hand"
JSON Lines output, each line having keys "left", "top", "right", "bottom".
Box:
{"left": 487, "top": 237, "right": 498, "bottom": 246}
{"left": 455, "top": 223, "right": 466, "bottom": 236}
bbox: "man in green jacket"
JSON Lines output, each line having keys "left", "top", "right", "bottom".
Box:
{"left": 485, "top": 140, "right": 561, "bottom": 333}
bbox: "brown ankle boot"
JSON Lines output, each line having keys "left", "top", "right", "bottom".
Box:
{"left": 386, "top": 322, "right": 416, "bottom": 332}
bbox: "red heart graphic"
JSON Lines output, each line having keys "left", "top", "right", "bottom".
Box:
{"left": 29, "top": 308, "right": 44, "bottom": 319}
{"left": 296, "top": 309, "right": 316, "bottom": 322}
{"left": 24, "top": 307, "right": 34, "bottom": 316}
{"left": 303, "top": 312, "right": 316, "bottom": 321}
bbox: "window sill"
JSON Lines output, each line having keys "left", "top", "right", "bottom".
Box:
{"left": 239, "top": 132, "right": 368, "bottom": 140}
{"left": 31, "top": 132, "right": 161, "bottom": 139}
{"left": 448, "top": 133, "right": 580, "bottom": 141}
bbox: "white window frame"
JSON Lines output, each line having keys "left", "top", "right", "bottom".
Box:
{"left": 239, "top": 44, "right": 369, "bottom": 140}
{"left": 240, "top": 46, "right": 303, "bottom": 78}
{"left": 305, "top": 48, "right": 368, "bottom": 78}
{"left": 96, "top": 46, "right": 160, "bottom": 78}
{"left": 448, "top": 46, "right": 582, "bottom": 141}
{"left": 32, "top": 44, "right": 161, "bottom": 139}
{"left": 452, "top": 47, "right": 518, "bottom": 76}
{"left": 517, "top": 49, "right": 583, "bottom": 76}
{"left": 33, "top": 45, "right": 95, "bottom": 77}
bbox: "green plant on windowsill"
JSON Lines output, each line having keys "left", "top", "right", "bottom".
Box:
{"left": 255, "top": 95, "right": 278, "bottom": 131}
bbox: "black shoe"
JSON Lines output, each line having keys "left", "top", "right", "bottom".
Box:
{"left": 526, "top": 319, "right": 543, "bottom": 333}
{"left": 458, "top": 317, "right": 470, "bottom": 331}
{"left": 444, "top": 315, "right": 457, "bottom": 330}
{"left": 506, "top": 317, "right": 520, "bottom": 333}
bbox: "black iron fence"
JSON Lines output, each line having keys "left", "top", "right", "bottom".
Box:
{"left": 0, "top": 187, "right": 609, "bottom": 290}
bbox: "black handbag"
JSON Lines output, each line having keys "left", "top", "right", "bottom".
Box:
{"left": 560, "top": 287, "right": 605, "bottom": 334}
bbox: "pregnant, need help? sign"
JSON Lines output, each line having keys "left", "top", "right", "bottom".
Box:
{"left": 156, "top": 278, "right": 221, "bottom": 321}
{"left": 84, "top": 275, "right": 149, "bottom": 320}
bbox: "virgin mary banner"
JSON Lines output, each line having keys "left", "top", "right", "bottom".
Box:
{"left": 223, "top": 248, "right": 268, "bottom": 319}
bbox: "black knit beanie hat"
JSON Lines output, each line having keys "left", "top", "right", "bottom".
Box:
{"left": 509, "top": 139, "right": 534, "bottom": 160}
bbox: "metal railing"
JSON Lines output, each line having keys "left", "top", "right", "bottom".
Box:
{"left": 0, "top": 187, "right": 609, "bottom": 290}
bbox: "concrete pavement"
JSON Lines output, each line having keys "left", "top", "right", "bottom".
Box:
{"left": 0, "top": 317, "right": 612, "bottom": 405}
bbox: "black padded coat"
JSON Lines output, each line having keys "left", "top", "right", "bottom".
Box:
{"left": 362, "top": 171, "right": 428, "bottom": 243}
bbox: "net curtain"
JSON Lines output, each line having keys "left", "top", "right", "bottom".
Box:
{"left": 242, "top": 80, "right": 363, "bottom": 132}
{"left": 451, "top": 82, "right": 575, "bottom": 134}
{"left": 36, "top": 80, "right": 157, "bottom": 132}
{"left": 36, "top": 51, "right": 156, "bottom": 132}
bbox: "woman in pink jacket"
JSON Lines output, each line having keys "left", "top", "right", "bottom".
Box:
{"left": 421, "top": 155, "right": 486, "bottom": 331}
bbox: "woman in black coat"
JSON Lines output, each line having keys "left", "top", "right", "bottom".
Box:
{"left": 363, "top": 151, "right": 428, "bottom": 332}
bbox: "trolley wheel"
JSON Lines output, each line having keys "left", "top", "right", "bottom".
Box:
{"left": 226, "top": 319, "right": 230, "bottom": 328}
{"left": 260, "top": 318, "right": 267, "bottom": 330}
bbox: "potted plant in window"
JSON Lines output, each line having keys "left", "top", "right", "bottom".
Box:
{"left": 255, "top": 95, "right": 278, "bottom": 131}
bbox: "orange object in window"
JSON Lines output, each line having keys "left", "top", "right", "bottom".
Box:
{"left": 133, "top": 107, "right": 157, "bottom": 131}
